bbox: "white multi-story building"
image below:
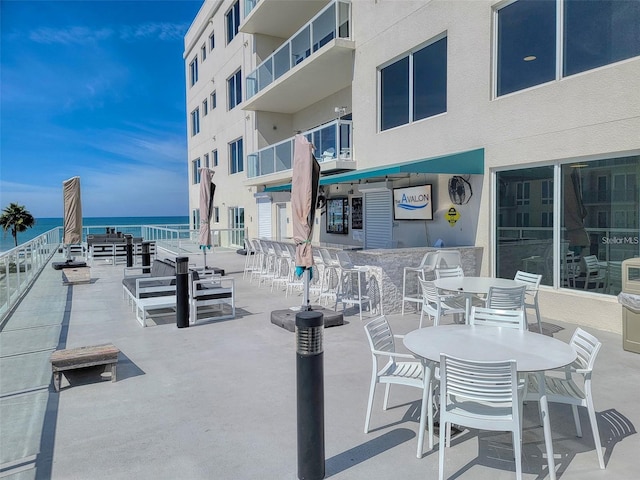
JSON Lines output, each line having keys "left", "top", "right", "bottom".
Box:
{"left": 184, "top": 0, "right": 640, "bottom": 330}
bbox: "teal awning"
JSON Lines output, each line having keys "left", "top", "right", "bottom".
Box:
{"left": 263, "top": 148, "right": 484, "bottom": 192}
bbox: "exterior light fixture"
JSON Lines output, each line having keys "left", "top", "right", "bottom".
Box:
{"left": 523, "top": 55, "right": 537, "bottom": 62}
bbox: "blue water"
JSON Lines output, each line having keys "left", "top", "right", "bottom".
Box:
{"left": 0, "top": 216, "right": 189, "bottom": 252}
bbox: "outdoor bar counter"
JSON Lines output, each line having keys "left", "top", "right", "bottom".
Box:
{"left": 324, "top": 246, "right": 483, "bottom": 315}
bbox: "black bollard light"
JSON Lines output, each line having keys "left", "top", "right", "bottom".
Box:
{"left": 141, "top": 241, "right": 151, "bottom": 274}
{"left": 296, "top": 310, "right": 325, "bottom": 480}
{"left": 125, "top": 234, "right": 134, "bottom": 268}
{"left": 176, "top": 256, "right": 190, "bottom": 329}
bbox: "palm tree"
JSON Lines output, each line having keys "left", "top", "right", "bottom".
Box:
{"left": 0, "top": 203, "right": 35, "bottom": 247}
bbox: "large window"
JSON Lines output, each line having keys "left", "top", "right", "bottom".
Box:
{"left": 229, "top": 138, "right": 243, "bottom": 174}
{"left": 495, "top": 156, "right": 639, "bottom": 295}
{"left": 228, "top": 69, "right": 242, "bottom": 110}
{"left": 226, "top": 1, "right": 240, "bottom": 44}
{"left": 496, "top": 0, "right": 640, "bottom": 97}
{"left": 189, "top": 57, "right": 198, "bottom": 86}
{"left": 190, "top": 107, "right": 200, "bottom": 136}
{"left": 229, "top": 206, "right": 245, "bottom": 247}
{"left": 380, "top": 36, "right": 447, "bottom": 131}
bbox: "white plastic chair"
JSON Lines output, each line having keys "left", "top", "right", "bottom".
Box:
{"left": 438, "top": 354, "right": 523, "bottom": 480}
{"left": 524, "top": 328, "right": 605, "bottom": 469}
{"left": 514, "top": 270, "right": 543, "bottom": 333}
{"left": 469, "top": 306, "right": 527, "bottom": 330}
{"left": 319, "top": 248, "right": 340, "bottom": 306}
{"left": 363, "top": 316, "right": 437, "bottom": 458}
{"left": 418, "top": 278, "right": 465, "bottom": 327}
{"left": 436, "top": 249, "right": 462, "bottom": 268}
{"left": 335, "top": 251, "right": 371, "bottom": 321}
{"left": 434, "top": 265, "right": 464, "bottom": 279}
{"left": 402, "top": 251, "right": 439, "bottom": 315}
{"left": 485, "top": 285, "right": 526, "bottom": 310}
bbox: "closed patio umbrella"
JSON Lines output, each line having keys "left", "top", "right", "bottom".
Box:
{"left": 291, "top": 134, "right": 320, "bottom": 311}
{"left": 199, "top": 168, "right": 216, "bottom": 269}
{"left": 63, "top": 176, "right": 83, "bottom": 262}
{"left": 564, "top": 168, "right": 590, "bottom": 253}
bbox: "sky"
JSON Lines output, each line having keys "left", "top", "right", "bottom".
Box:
{"left": 0, "top": 0, "right": 203, "bottom": 218}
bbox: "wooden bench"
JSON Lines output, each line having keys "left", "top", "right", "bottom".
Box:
{"left": 50, "top": 343, "right": 119, "bottom": 392}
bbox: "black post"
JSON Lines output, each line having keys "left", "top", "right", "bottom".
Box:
{"left": 296, "top": 311, "right": 325, "bottom": 480}
{"left": 141, "top": 241, "right": 151, "bottom": 274}
{"left": 125, "top": 235, "right": 133, "bottom": 268}
{"left": 176, "top": 256, "right": 190, "bottom": 329}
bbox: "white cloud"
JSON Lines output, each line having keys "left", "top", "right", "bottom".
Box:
{"left": 29, "top": 26, "right": 114, "bottom": 44}
{"left": 27, "top": 22, "right": 189, "bottom": 45}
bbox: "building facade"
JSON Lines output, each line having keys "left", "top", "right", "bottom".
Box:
{"left": 184, "top": 0, "right": 640, "bottom": 331}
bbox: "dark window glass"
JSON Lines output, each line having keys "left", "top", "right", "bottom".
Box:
{"left": 230, "top": 138, "right": 244, "bottom": 174}
{"left": 228, "top": 70, "right": 242, "bottom": 109}
{"left": 413, "top": 37, "right": 447, "bottom": 120}
{"left": 380, "top": 57, "right": 409, "bottom": 130}
{"left": 226, "top": 1, "right": 240, "bottom": 44}
{"left": 564, "top": 0, "right": 640, "bottom": 76}
{"left": 497, "top": 0, "right": 556, "bottom": 96}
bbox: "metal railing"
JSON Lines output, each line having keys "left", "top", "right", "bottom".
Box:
{"left": 1, "top": 228, "right": 60, "bottom": 323}
{"left": 144, "top": 226, "right": 247, "bottom": 254}
{"left": 247, "top": 119, "right": 352, "bottom": 178}
{"left": 245, "top": 0, "right": 351, "bottom": 100}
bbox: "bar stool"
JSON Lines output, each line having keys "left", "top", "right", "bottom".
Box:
{"left": 335, "top": 251, "right": 372, "bottom": 321}
{"left": 402, "top": 251, "right": 439, "bottom": 315}
{"left": 319, "top": 248, "right": 340, "bottom": 306}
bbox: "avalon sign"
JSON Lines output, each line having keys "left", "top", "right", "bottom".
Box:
{"left": 393, "top": 185, "right": 433, "bottom": 220}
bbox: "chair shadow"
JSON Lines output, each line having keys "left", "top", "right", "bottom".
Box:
{"left": 539, "top": 321, "right": 564, "bottom": 336}
{"left": 57, "top": 351, "right": 145, "bottom": 391}
{"left": 325, "top": 428, "right": 415, "bottom": 477}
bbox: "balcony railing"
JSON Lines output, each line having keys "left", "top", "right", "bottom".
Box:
{"left": 245, "top": 0, "right": 351, "bottom": 100}
{"left": 247, "top": 119, "right": 352, "bottom": 179}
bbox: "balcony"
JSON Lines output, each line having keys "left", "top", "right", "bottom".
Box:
{"left": 246, "top": 119, "right": 354, "bottom": 185}
{"left": 241, "top": 0, "right": 330, "bottom": 38}
{"left": 243, "top": 0, "right": 354, "bottom": 114}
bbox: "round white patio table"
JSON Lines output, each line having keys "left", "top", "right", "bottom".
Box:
{"left": 404, "top": 325, "right": 576, "bottom": 480}
{"left": 434, "top": 276, "right": 524, "bottom": 319}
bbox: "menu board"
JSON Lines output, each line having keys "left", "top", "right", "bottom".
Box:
{"left": 351, "top": 197, "right": 363, "bottom": 230}
{"left": 327, "top": 198, "right": 348, "bottom": 234}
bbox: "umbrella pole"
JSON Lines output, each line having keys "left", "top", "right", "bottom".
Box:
{"left": 203, "top": 248, "right": 208, "bottom": 269}
{"left": 302, "top": 269, "right": 311, "bottom": 311}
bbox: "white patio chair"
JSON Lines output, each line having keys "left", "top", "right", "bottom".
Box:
{"left": 285, "top": 243, "right": 304, "bottom": 297}
{"left": 363, "top": 316, "right": 437, "bottom": 458}
{"left": 485, "top": 285, "right": 526, "bottom": 310}
{"left": 249, "top": 239, "right": 265, "bottom": 284}
{"left": 319, "top": 248, "right": 340, "bottom": 306}
{"left": 524, "top": 328, "right": 605, "bottom": 469}
{"left": 402, "top": 251, "right": 439, "bottom": 315}
{"left": 335, "top": 251, "right": 371, "bottom": 321}
{"left": 242, "top": 238, "right": 256, "bottom": 279}
{"left": 579, "top": 255, "right": 607, "bottom": 292}
{"left": 438, "top": 354, "right": 523, "bottom": 480}
{"left": 436, "top": 249, "right": 462, "bottom": 268}
{"left": 270, "top": 242, "right": 290, "bottom": 292}
{"left": 434, "top": 265, "right": 464, "bottom": 279}
{"left": 514, "top": 270, "right": 543, "bottom": 333}
{"left": 469, "top": 306, "right": 527, "bottom": 330}
{"left": 418, "top": 278, "right": 465, "bottom": 327}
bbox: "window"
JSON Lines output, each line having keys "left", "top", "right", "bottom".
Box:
{"left": 229, "top": 138, "right": 243, "bottom": 174}
{"left": 202, "top": 98, "right": 208, "bottom": 116}
{"left": 201, "top": 44, "right": 207, "bottom": 62}
{"left": 209, "top": 32, "right": 215, "bottom": 51}
{"left": 211, "top": 91, "right": 217, "bottom": 109}
{"left": 516, "top": 182, "right": 530, "bottom": 205}
{"left": 213, "top": 206, "right": 220, "bottom": 223}
{"left": 496, "top": 0, "right": 640, "bottom": 97}
{"left": 227, "top": 69, "right": 242, "bottom": 110}
{"left": 226, "top": 1, "right": 240, "bottom": 44}
{"left": 380, "top": 36, "right": 447, "bottom": 131}
{"left": 564, "top": 0, "right": 640, "bottom": 76}
{"left": 495, "top": 156, "right": 639, "bottom": 294}
{"left": 212, "top": 149, "right": 218, "bottom": 167}
{"left": 541, "top": 180, "right": 553, "bottom": 204}
{"left": 496, "top": 0, "right": 556, "bottom": 96}
{"left": 229, "top": 206, "right": 245, "bottom": 246}
{"left": 190, "top": 107, "right": 200, "bottom": 136}
{"left": 203, "top": 153, "right": 209, "bottom": 168}
{"left": 189, "top": 57, "right": 198, "bottom": 86}
{"left": 192, "top": 158, "right": 201, "bottom": 184}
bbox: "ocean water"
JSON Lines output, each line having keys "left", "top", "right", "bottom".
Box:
{"left": 0, "top": 216, "right": 189, "bottom": 253}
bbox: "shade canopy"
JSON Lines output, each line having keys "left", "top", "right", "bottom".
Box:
{"left": 291, "top": 135, "right": 320, "bottom": 269}
{"left": 63, "top": 176, "right": 82, "bottom": 245}
{"left": 264, "top": 148, "right": 484, "bottom": 192}
{"left": 199, "top": 168, "right": 216, "bottom": 249}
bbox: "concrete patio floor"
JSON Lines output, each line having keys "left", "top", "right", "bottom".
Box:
{"left": 1, "top": 249, "right": 638, "bottom": 480}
